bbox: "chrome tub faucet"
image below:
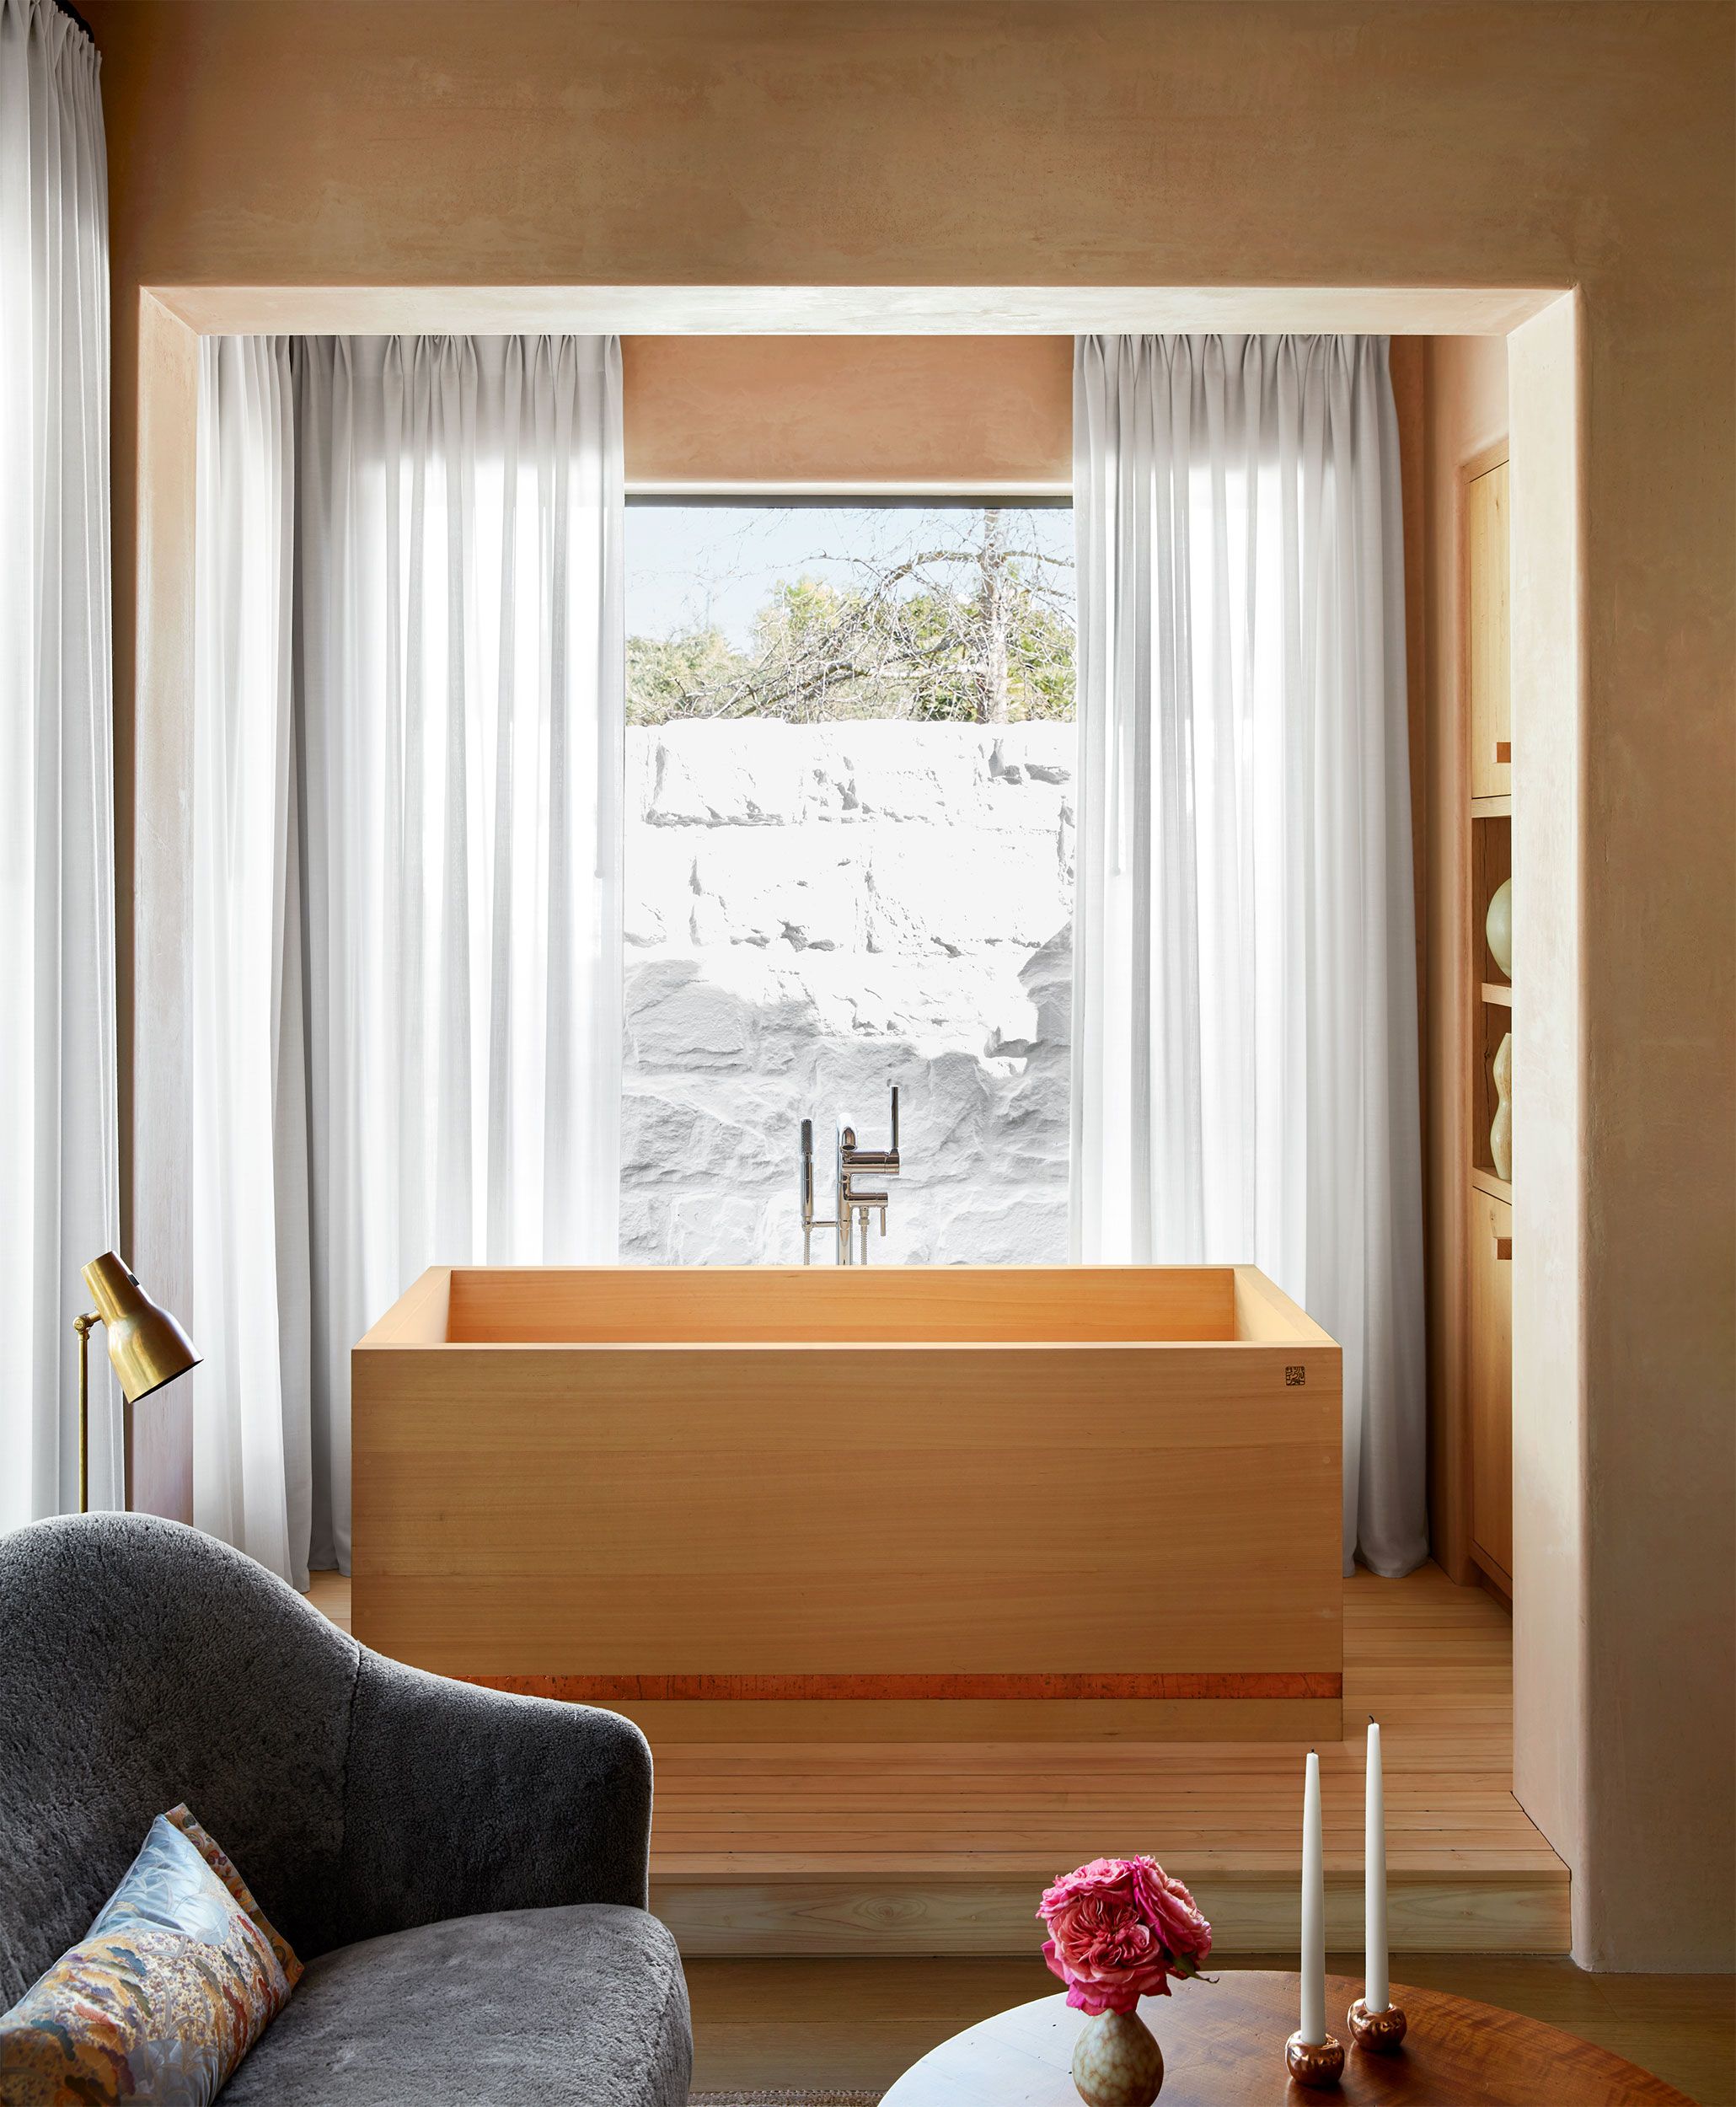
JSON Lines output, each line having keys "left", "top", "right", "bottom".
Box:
{"left": 801, "top": 1086, "right": 901, "bottom": 1265}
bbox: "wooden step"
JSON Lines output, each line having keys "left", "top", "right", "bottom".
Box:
{"left": 653, "top": 1864, "right": 1570, "bottom": 1957}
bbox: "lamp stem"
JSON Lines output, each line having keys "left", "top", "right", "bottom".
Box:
{"left": 73, "top": 1311, "right": 99, "bottom": 1514}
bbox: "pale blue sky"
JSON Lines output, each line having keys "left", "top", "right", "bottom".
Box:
{"left": 626, "top": 503, "right": 1074, "bottom": 649}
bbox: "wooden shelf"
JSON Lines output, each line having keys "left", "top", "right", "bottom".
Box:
{"left": 1467, "top": 463, "right": 1514, "bottom": 1588}
{"left": 1428, "top": 437, "right": 1514, "bottom": 1600}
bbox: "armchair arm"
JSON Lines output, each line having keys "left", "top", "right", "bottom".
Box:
{"left": 331, "top": 1649, "right": 653, "bottom": 1949}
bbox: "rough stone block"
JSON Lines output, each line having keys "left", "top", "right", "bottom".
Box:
{"left": 639, "top": 721, "right": 810, "bottom": 827}
{"left": 989, "top": 722, "right": 1076, "bottom": 786}
{"left": 624, "top": 958, "right": 759, "bottom": 1069}
{"left": 689, "top": 834, "right": 865, "bottom": 952}
{"left": 828, "top": 723, "right": 994, "bottom": 825}
{"left": 936, "top": 1190, "right": 1070, "bottom": 1265}
{"left": 865, "top": 828, "right": 1071, "bottom": 956}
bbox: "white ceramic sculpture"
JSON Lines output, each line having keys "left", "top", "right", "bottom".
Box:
{"left": 1485, "top": 877, "right": 1513, "bottom": 980}
{"left": 1490, "top": 1030, "right": 1513, "bottom": 1182}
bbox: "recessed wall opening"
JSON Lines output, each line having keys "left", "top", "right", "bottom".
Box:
{"left": 120, "top": 284, "right": 1609, "bottom": 1981}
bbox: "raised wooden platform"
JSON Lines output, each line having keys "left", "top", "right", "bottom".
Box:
{"left": 310, "top": 1559, "right": 1567, "bottom": 1956}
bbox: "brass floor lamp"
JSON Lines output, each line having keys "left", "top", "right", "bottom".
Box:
{"left": 75, "top": 1252, "right": 200, "bottom": 1512}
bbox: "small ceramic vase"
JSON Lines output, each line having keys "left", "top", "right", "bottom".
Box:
{"left": 1490, "top": 1030, "right": 1513, "bottom": 1182}
{"left": 1485, "top": 877, "right": 1513, "bottom": 979}
{"left": 1072, "top": 2007, "right": 1164, "bottom": 2107}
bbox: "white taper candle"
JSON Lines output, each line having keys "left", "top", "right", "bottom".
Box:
{"left": 1365, "top": 1720, "right": 1389, "bottom": 2011}
{"left": 1301, "top": 1748, "right": 1326, "bottom": 2045}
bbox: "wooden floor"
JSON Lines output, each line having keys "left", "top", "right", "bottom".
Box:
{"left": 309, "top": 1558, "right": 1567, "bottom": 1956}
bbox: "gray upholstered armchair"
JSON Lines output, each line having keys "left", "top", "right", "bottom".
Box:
{"left": 0, "top": 1513, "right": 692, "bottom": 2104}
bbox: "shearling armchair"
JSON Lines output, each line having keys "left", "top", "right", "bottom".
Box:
{"left": 0, "top": 1513, "right": 692, "bottom": 2104}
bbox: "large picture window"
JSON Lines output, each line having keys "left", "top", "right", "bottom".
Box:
{"left": 623, "top": 501, "right": 1076, "bottom": 1264}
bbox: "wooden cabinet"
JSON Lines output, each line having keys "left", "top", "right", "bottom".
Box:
{"left": 1463, "top": 442, "right": 1513, "bottom": 1603}
{"left": 1469, "top": 1185, "right": 1514, "bottom": 1589}
{"left": 1428, "top": 429, "right": 1515, "bottom": 1606}
{"left": 1467, "top": 460, "right": 1511, "bottom": 799}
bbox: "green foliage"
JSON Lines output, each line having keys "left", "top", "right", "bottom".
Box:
{"left": 625, "top": 626, "right": 742, "bottom": 727}
{"left": 626, "top": 512, "right": 1075, "bottom": 726}
{"left": 1005, "top": 594, "right": 1078, "bottom": 724}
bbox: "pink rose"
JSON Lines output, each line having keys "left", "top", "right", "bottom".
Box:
{"left": 1132, "top": 1859, "right": 1213, "bottom": 1972}
{"left": 1037, "top": 1856, "right": 1213, "bottom": 2015}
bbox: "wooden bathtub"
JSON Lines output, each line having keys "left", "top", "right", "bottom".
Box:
{"left": 352, "top": 1265, "right": 1342, "bottom": 1741}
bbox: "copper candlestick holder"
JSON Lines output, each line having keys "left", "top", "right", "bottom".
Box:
{"left": 1348, "top": 1997, "right": 1408, "bottom": 2052}
{"left": 1284, "top": 2031, "right": 1345, "bottom": 2088}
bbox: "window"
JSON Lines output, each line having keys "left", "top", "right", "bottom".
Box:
{"left": 623, "top": 501, "right": 1076, "bottom": 1263}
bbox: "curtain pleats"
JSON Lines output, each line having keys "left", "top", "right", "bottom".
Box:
{"left": 192, "top": 336, "right": 308, "bottom": 1580}
{"left": 192, "top": 334, "right": 623, "bottom": 1581}
{"left": 0, "top": 0, "right": 120, "bottom": 1525}
{"left": 1072, "top": 334, "right": 1428, "bottom": 1577}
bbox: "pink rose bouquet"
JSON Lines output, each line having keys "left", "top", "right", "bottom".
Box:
{"left": 1037, "top": 1856, "right": 1213, "bottom": 2015}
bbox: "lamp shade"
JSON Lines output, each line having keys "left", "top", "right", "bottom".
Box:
{"left": 82, "top": 1252, "right": 200, "bottom": 1403}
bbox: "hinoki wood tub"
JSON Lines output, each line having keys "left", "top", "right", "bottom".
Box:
{"left": 352, "top": 1265, "right": 1342, "bottom": 1741}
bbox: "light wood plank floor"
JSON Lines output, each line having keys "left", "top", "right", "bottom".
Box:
{"left": 308, "top": 1560, "right": 1568, "bottom": 1956}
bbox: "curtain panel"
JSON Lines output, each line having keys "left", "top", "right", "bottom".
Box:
{"left": 0, "top": 0, "right": 119, "bottom": 1525}
{"left": 192, "top": 334, "right": 624, "bottom": 1583}
{"left": 192, "top": 336, "right": 307, "bottom": 1578}
{"left": 1071, "top": 333, "right": 1428, "bottom": 1576}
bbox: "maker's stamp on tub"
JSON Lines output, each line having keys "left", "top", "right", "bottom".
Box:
{"left": 1285, "top": 1365, "right": 1306, "bottom": 1386}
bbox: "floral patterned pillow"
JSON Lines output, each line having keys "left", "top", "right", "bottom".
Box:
{"left": 0, "top": 1804, "right": 301, "bottom": 2106}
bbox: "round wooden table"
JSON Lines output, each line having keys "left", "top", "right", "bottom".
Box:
{"left": 881, "top": 1973, "right": 1694, "bottom": 2104}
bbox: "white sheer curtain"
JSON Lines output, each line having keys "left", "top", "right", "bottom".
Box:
{"left": 192, "top": 334, "right": 624, "bottom": 1581}
{"left": 0, "top": 0, "right": 119, "bottom": 1525}
{"left": 191, "top": 336, "right": 308, "bottom": 1579}
{"left": 1072, "top": 334, "right": 1427, "bottom": 1576}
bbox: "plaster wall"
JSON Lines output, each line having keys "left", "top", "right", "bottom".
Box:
{"left": 83, "top": 0, "right": 1734, "bottom": 1968}
{"left": 624, "top": 335, "right": 1072, "bottom": 489}
{"left": 1506, "top": 298, "right": 1593, "bottom": 1954}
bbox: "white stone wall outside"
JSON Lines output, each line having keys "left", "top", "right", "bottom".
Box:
{"left": 623, "top": 720, "right": 1075, "bottom": 1265}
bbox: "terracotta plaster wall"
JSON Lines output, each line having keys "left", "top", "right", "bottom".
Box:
{"left": 82, "top": 0, "right": 1734, "bottom": 1969}
{"left": 623, "top": 335, "right": 1073, "bottom": 486}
